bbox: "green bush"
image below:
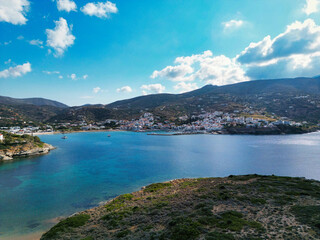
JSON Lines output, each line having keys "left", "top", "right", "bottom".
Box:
{"left": 144, "top": 182, "right": 172, "bottom": 193}
{"left": 169, "top": 217, "right": 201, "bottom": 240}
{"left": 42, "top": 214, "right": 90, "bottom": 239}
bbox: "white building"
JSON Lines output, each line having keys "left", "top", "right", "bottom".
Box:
{"left": 0, "top": 134, "right": 4, "bottom": 142}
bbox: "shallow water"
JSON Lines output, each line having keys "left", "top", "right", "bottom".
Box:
{"left": 1, "top": 131, "right": 320, "bottom": 238}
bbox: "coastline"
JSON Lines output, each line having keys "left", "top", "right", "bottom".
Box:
{"left": 40, "top": 175, "right": 320, "bottom": 239}
{"left": 33, "top": 129, "right": 124, "bottom": 136}
{"left": 0, "top": 143, "right": 55, "bottom": 161}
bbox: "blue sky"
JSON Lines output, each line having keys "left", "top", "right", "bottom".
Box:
{"left": 1, "top": 0, "right": 320, "bottom": 106}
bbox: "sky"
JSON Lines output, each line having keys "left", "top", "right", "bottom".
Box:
{"left": 1, "top": 0, "right": 320, "bottom": 106}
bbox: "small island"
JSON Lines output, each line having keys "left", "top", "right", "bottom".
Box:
{"left": 41, "top": 175, "right": 320, "bottom": 240}
{"left": 0, "top": 131, "right": 55, "bottom": 161}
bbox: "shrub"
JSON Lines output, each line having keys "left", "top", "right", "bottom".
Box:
{"left": 42, "top": 214, "right": 90, "bottom": 239}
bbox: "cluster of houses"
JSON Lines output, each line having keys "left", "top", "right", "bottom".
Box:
{"left": 0, "top": 110, "right": 306, "bottom": 136}
{"left": 118, "top": 111, "right": 304, "bottom": 132}
{"left": 0, "top": 126, "right": 53, "bottom": 135}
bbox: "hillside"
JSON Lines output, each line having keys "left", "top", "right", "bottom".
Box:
{"left": 0, "top": 132, "right": 55, "bottom": 161}
{"left": 50, "top": 77, "right": 320, "bottom": 123}
{"left": 41, "top": 174, "right": 320, "bottom": 240}
{"left": 0, "top": 96, "right": 68, "bottom": 126}
{"left": 0, "top": 96, "right": 68, "bottom": 108}
{"left": 3, "top": 77, "right": 320, "bottom": 124}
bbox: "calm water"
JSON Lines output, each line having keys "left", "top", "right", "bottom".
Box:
{"left": 1, "top": 131, "right": 320, "bottom": 238}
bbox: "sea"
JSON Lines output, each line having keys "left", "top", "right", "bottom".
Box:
{"left": 1, "top": 131, "right": 320, "bottom": 239}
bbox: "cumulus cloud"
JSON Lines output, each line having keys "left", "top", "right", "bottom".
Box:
{"left": 152, "top": 50, "right": 248, "bottom": 86}
{"left": 141, "top": 84, "right": 165, "bottom": 95}
{"left": 29, "top": 39, "right": 43, "bottom": 48}
{"left": 83, "top": 74, "right": 88, "bottom": 79}
{"left": 237, "top": 19, "right": 320, "bottom": 65}
{"left": 46, "top": 18, "right": 75, "bottom": 57}
{"left": 0, "top": 62, "right": 31, "bottom": 78}
{"left": 151, "top": 64, "right": 194, "bottom": 81}
{"left": 93, "top": 87, "right": 101, "bottom": 93}
{"left": 152, "top": 18, "right": 320, "bottom": 89}
{"left": 69, "top": 73, "right": 77, "bottom": 80}
{"left": 222, "top": 19, "right": 244, "bottom": 31}
{"left": 0, "top": 0, "right": 29, "bottom": 25}
{"left": 304, "top": 0, "right": 320, "bottom": 15}
{"left": 56, "top": 0, "right": 77, "bottom": 12}
{"left": 174, "top": 82, "right": 198, "bottom": 93}
{"left": 117, "top": 86, "right": 132, "bottom": 93}
{"left": 237, "top": 19, "right": 320, "bottom": 79}
{"left": 81, "top": 1, "right": 118, "bottom": 18}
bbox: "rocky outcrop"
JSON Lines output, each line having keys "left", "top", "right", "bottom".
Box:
{"left": 0, "top": 143, "right": 55, "bottom": 161}
{"left": 41, "top": 175, "right": 320, "bottom": 240}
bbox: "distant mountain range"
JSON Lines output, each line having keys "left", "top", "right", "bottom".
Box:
{"left": 0, "top": 96, "right": 68, "bottom": 108}
{"left": 2, "top": 77, "right": 320, "bottom": 125}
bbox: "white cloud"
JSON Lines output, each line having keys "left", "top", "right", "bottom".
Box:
{"left": 117, "top": 86, "right": 132, "bottom": 93}
{"left": 56, "top": 0, "right": 77, "bottom": 12}
{"left": 151, "top": 64, "right": 194, "bottom": 81}
{"left": 0, "top": 40, "right": 11, "bottom": 46}
{"left": 43, "top": 70, "right": 60, "bottom": 75}
{"left": 4, "top": 59, "right": 11, "bottom": 64}
{"left": 81, "top": 1, "right": 118, "bottom": 18}
{"left": 46, "top": 18, "right": 75, "bottom": 57}
{"left": 0, "top": 62, "right": 31, "bottom": 78}
{"left": 237, "top": 19, "right": 320, "bottom": 65}
{"left": 174, "top": 82, "right": 198, "bottom": 93}
{"left": 304, "top": 0, "right": 320, "bottom": 15}
{"left": 153, "top": 18, "right": 320, "bottom": 87}
{"left": 237, "top": 19, "right": 320, "bottom": 79}
{"left": 93, "top": 87, "right": 101, "bottom": 93}
{"left": 29, "top": 39, "right": 43, "bottom": 48}
{"left": 69, "top": 73, "right": 77, "bottom": 80}
{"left": 152, "top": 50, "right": 248, "bottom": 86}
{"left": 222, "top": 19, "right": 244, "bottom": 31}
{"left": 0, "top": 0, "right": 29, "bottom": 25}
{"left": 83, "top": 74, "right": 88, "bottom": 79}
{"left": 141, "top": 84, "right": 165, "bottom": 94}
{"left": 59, "top": 75, "right": 63, "bottom": 79}
{"left": 17, "top": 35, "right": 24, "bottom": 40}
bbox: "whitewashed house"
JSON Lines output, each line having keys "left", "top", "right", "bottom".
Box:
{"left": 0, "top": 133, "right": 4, "bottom": 142}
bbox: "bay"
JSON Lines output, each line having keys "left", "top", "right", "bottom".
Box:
{"left": 1, "top": 131, "right": 320, "bottom": 238}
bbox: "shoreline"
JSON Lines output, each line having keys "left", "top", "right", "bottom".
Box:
{"left": 33, "top": 128, "right": 320, "bottom": 136}
{"left": 33, "top": 129, "right": 124, "bottom": 136}
{"left": 40, "top": 174, "right": 320, "bottom": 239}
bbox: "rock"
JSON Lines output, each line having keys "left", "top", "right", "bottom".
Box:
{"left": 0, "top": 143, "right": 55, "bottom": 162}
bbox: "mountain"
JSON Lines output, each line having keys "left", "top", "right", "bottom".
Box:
{"left": 0, "top": 96, "right": 68, "bottom": 108}
{"left": 0, "top": 96, "right": 68, "bottom": 125}
{"left": 73, "top": 77, "right": 320, "bottom": 123}
{"left": 3, "top": 77, "right": 320, "bottom": 124}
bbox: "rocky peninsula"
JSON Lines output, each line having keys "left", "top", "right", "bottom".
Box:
{"left": 0, "top": 132, "right": 55, "bottom": 161}
{"left": 41, "top": 175, "right": 320, "bottom": 240}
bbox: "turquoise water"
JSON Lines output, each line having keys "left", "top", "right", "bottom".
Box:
{"left": 1, "top": 131, "right": 320, "bottom": 238}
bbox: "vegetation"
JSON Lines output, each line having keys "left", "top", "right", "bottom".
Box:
{"left": 42, "top": 214, "right": 90, "bottom": 239}
{"left": 4, "top": 77, "right": 320, "bottom": 126}
{"left": 0, "top": 131, "right": 44, "bottom": 150}
{"left": 41, "top": 175, "right": 320, "bottom": 239}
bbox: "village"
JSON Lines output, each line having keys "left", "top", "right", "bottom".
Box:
{"left": 0, "top": 110, "right": 307, "bottom": 136}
